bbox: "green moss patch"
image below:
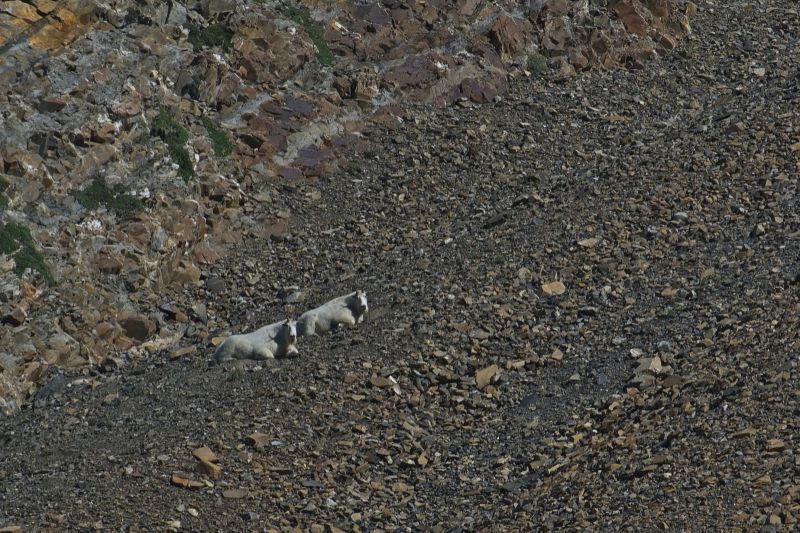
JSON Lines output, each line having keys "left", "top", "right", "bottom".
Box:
{"left": 0, "top": 176, "right": 9, "bottom": 211}
{"left": 527, "top": 53, "right": 548, "bottom": 77}
{"left": 188, "top": 23, "right": 233, "bottom": 52}
{"left": 0, "top": 221, "right": 53, "bottom": 285}
{"left": 152, "top": 110, "right": 194, "bottom": 181}
{"left": 278, "top": 3, "right": 334, "bottom": 66}
{"left": 202, "top": 117, "right": 232, "bottom": 157}
{"left": 72, "top": 177, "right": 143, "bottom": 219}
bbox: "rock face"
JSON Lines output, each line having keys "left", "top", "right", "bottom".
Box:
{"left": 0, "top": 0, "right": 694, "bottom": 411}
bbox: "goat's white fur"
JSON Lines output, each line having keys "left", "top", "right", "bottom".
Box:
{"left": 213, "top": 319, "right": 298, "bottom": 363}
{"left": 298, "top": 291, "right": 368, "bottom": 336}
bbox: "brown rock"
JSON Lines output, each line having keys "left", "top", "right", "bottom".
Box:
{"left": 654, "top": 30, "right": 678, "bottom": 53}
{"left": 558, "top": 59, "right": 576, "bottom": 78}
{"left": 197, "top": 459, "right": 222, "bottom": 478}
{"left": 541, "top": 281, "right": 566, "bottom": 296}
{"left": 170, "top": 473, "right": 204, "bottom": 489}
{"left": 193, "top": 241, "right": 220, "bottom": 264}
{"left": 382, "top": 54, "right": 440, "bottom": 91}
{"left": 614, "top": 0, "right": 651, "bottom": 37}
{"left": 28, "top": 0, "right": 59, "bottom": 14}
{"left": 488, "top": 14, "right": 533, "bottom": 57}
{"left": 731, "top": 427, "right": 757, "bottom": 439}
{"left": 192, "top": 447, "right": 217, "bottom": 463}
{"left": 457, "top": 75, "right": 505, "bottom": 104}
{"left": 1, "top": 1, "right": 41, "bottom": 22}
{"left": 476, "top": 364, "right": 499, "bottom": 389}
{"left": 245, "top": 432, "right": 270, "bottom": 448}
{"left": 74, "top": 144, "right": 117, "bottom": 178}
{"left": 113, "top": 93, "right": 142, "bottom": 117}
{"left": 542, "top": 17, "right": 573, "bottom": 55}
{"left": 172, "top": 260, "right": 201, "bottom": 285}
{"left": 222, "top": 489, "right": 248, "bottom": 499}
{"left": 170, "top": 346, "right": 197, "bottom": 359}
{"left": 661, "top": 287, "right": 678, "bottom": 297}
{"left": 370, "top": 375, "right": 394, "bottom": 388}
{"left": 635, "top": 356, "right": 663, "bottom": 374}
{"left": 578, "top": 237, "right": 600, "bottom": 248}
{"left": 766, "top": 439, "right": 785, "bottom": 451}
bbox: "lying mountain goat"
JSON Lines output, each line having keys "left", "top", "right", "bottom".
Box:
{"left": 298, "top": 291, "right": 368, "bottom": 337}
{"left": 213, "top": 319, "right": 298, "bottom": 363}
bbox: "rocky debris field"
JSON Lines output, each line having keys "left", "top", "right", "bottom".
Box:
{"left": 0, "top": 0, "right": 694, "bottom": 410}
{"left": 2, "top": 0, "right": 800, "bottom": 531}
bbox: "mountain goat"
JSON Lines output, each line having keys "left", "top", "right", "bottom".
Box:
{"left": 213, "top": 319, "right": 298, "bottom": 363}
{"left": 298, "top": 291, "right": 368, "bottom": 337}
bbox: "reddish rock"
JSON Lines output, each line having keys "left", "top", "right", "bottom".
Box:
{"left": 654, "top": 30, "right": 678, "bottom": 53}
{"left": 113, "top": 93, "right": 142, "bottom": 117}
{"left": 121, "top": 222, "right": 151, "bottom": 247}
{"left": 193, "top": 241, "right": 221, "bottom": 264}
{"left": 470, "top": 41, "right": 504, "bottom": 70}
{"left": 383, "top": 54, "right": 442, "bottom": 91}
{"left": 614, "top": 0, "right": 651, "bottom": 37}
{"left": 488, "top": 14, "right": 533, "bottom": 57}
{"left": 172, "top": 260, "right": 202, "bottom": 286}
{"left": 542, "top": 17, "right": 574, "bottom": 56}
{"left": 570, "top": 51, "right": 589, "bottom": 69}
{"left": 456, "top": 75, "right": 505, "bottom": 104}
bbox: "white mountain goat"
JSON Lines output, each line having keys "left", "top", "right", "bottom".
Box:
{"left": 213, "top": 319, "right": 298, "bottom": 363}
{"left": 298, "top": 291, "right": 368, "bottom": 337}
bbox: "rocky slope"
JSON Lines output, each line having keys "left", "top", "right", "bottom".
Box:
{"left": 0, "top": 0, "right": 694, "bottom": 412}
{"left": 2, "top": 0, "right": 800, "bottom": 531}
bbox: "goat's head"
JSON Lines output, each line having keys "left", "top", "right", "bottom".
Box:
{"left": 356, "top": 290, "right": 368, "bottom": 311}
{"left": 282, "top": 319, "right": 298, "bottom": 342}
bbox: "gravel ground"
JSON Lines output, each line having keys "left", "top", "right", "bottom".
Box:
{"left": 1, "top": 1, "right": 799, "bottom": 531}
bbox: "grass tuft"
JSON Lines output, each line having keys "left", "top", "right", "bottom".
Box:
{"left": 152, "top": 110, "right": 194, "bottom": 181}
{"left": 0, "top": 176, "right": 8, "bottom": 211}
{"left": 527, "top": 53, "right": 548, "bottom": 77}
{"left": 0, "top": 221, "right": 53, "bottom": 285}
{"left": 72, "top": 177, "right": 143, "bottom": 219}
{"left": 202, "top": 117, "right": 232, "bottom": 157}
{"left": 278, "top": 3, "right": 334, "bottom": 66}
{"left": 188, "top": 23, "right": 233, "bottom": 52}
